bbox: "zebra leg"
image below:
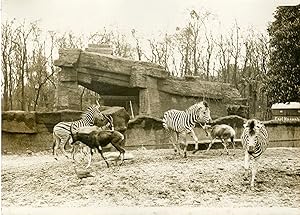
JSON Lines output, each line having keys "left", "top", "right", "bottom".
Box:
{"left": 71, "top": 141, "right": 80, "bottom": 161}
{"left": 182, "top": 133, "right": 188, "bottom": 158}
{"left": 189, "top": 129, "right": 199, "bottom": 150}
{"left": 52, "top": 134, "right": 60, "bottom": 160}
{"left": 172, "top": 132, "right": 181, "bottom": 155}
{"left": 250, "top": 158, "right": 258, "bottom": 188}
{"left": 85, "top": 148, "right": 93, "bottom": 169}
{"left": 243, "top": 151, "right": 250, "bottom": 181}
{"left": 71, "top": 143, "right": 77, "bottom": 162}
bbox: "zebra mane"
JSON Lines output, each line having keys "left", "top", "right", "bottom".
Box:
{"left": 80, "top": 105, "right": 99, "bottom": 120}
{"left": 248, "top": 120, "right": 255, "bottom": 136}
{"left": 186, "top": 101, "right": 207, "bottom": 112}
{"left": 246, "top": 119, "right": 264, "bottom": 136}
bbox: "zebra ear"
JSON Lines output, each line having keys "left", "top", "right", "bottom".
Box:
{"left": 255, "top": 121, "right": 263, "bottom": 129}
{"left": 243, "top": 120, "right": 249, "bottom": 128}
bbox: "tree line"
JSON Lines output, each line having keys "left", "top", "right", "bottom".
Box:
{"left": 2, "top": 6, "right": 299, "bottom": 120}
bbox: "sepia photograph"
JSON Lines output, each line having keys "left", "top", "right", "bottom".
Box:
{"left": 1, "top": 0, "right": 300, "bottom": 214}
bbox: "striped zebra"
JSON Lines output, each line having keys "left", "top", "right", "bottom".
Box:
{"left": 162, "top": 101, "right": 212, "bottom": 158}
{"left": 52, "top": 103, "right": 113, "bottom": 160}
{"left": 241, "top": 119, "right": 269, "bottom": 188}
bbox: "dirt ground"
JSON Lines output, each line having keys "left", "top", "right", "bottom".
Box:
{"left": 1, "top": 147, "right": 300, "bottom": 208}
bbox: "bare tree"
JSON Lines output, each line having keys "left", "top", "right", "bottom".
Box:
{"left": 32, "top": 31, "right": 57, "bottom": 111}
{"left": 131, "top": 29, "right": 143, "bottom": 61}
{"left": 146, "top": 33, "right": 172, "bottom": 71}
{"left": 215, "top": 33, "right": 231, "bottom": 82}
{"left": 1, "top": 20, "right": 17, "bottom": 110}
{"left": 229, "top": 21, "right": 242, "bottom": 88}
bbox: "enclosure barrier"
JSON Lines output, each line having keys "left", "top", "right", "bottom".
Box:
{"left": 1, "top": 111, "right": 300, "bottom": 154}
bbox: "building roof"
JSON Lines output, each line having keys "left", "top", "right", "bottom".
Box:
{"left": 271, "top": 102, "right": 300, "bottom": 109}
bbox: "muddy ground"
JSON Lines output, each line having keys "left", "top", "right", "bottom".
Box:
{"left": 1, "top": 147, "right": 300, "bottom": 207}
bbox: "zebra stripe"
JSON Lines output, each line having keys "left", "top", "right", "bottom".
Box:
{"left": 53, "top": 105, "right": 100, "bottom": 134}
{"left": 52, "top": 105, "right": 109, "bottom": 159}
{"left": 241, "top": 119, "right": 268, "bottom": 158}
{"left": 241, "top": 119, "right": 269, "bottom": 187}
{"left": 162, "top": 101, "right": 211, "bottom": 133}
{"left": 162, "top": 101, "right": 211, "bottom": 157}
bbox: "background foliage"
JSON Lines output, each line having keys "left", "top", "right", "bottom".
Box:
{"left": 2, "top": 5, "right": 299, "bottom": 120}
{"left": 266, "top": 5, "right": 300, "bottom": 104}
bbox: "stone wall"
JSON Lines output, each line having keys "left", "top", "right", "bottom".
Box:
{"left": 1, "top": 108, "right": 130, "bottom": 154}
{"left": 2, "top": 111, "right": 300, "bottom": 154}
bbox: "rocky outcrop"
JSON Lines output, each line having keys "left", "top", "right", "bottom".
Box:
{"left": 54, "top": 48, "right": 246, "bottom": 118}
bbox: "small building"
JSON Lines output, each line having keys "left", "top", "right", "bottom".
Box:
{"left": 271, "top": 102, "right": 300, "bottom": 121}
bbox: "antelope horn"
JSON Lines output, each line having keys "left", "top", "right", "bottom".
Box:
{"left": 96, "top": 100, "right": 101, "bottom": 106}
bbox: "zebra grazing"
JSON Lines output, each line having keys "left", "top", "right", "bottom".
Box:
{"left": 52, "top": 103, "right": 113, "bottom": 160}
{"left": 241, "top": 119, "right": 269, "bottom": 188}
{"left": 162, "top": 101, "right": 212, "bottom": 158}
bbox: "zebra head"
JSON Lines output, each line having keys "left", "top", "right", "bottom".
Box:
{"left": 194, "top": 101, "right": 212, "bottom": 125}
{"left": 243, "top": 119, "right": 263, "bottom": 153}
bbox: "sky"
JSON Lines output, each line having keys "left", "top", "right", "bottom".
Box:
{"left": 1, "top": 0, "right": 299, "bottom": 37}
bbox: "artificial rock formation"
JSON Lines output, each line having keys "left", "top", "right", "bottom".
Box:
{"left": 54, "top": 47, "right": 243, "bottom": 119}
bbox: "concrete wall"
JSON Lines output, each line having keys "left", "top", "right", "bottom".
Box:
{"left": 126, "top": 115, "right": 300, "bottom": 150}
{"left": 2, "top": 112, "right": 299, "bottom": 155}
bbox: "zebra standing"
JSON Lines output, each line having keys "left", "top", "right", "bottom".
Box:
{"left": 52, "top": 103, "right": 112, "bottom": 160}
{"left": 241, "top": 119, "right": 269, "bottom": 188}
{"left": 162, "top": 101, "right": 212, "bottom": 158}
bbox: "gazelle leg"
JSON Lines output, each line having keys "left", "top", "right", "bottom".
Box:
{"left": 206, "top": 138, "right": 216, "bottom": 152}
{"left": 231, "top": 138, "right": 236, "bottom": 156}
{"left": 221, "top": 139, "right": 229, "bottom": 155}
{"left": 97, "top": 146, "right": 109, "bottom": 168}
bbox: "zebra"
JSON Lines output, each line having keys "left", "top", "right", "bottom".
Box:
{"left": 162, "top": 101, "right": 212, "bottom": 158}
{"left": 241, "top": 119, "right": 269, "bottom": 188}
{"left": 52, "top": 103, "right": 113, "bottom": 160}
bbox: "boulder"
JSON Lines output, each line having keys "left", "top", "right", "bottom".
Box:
{"left": 2, "top": 111, "right": 37, "bottom": 133}
{"left": 96, "top": 106, "right": 130, "bottom": 133}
